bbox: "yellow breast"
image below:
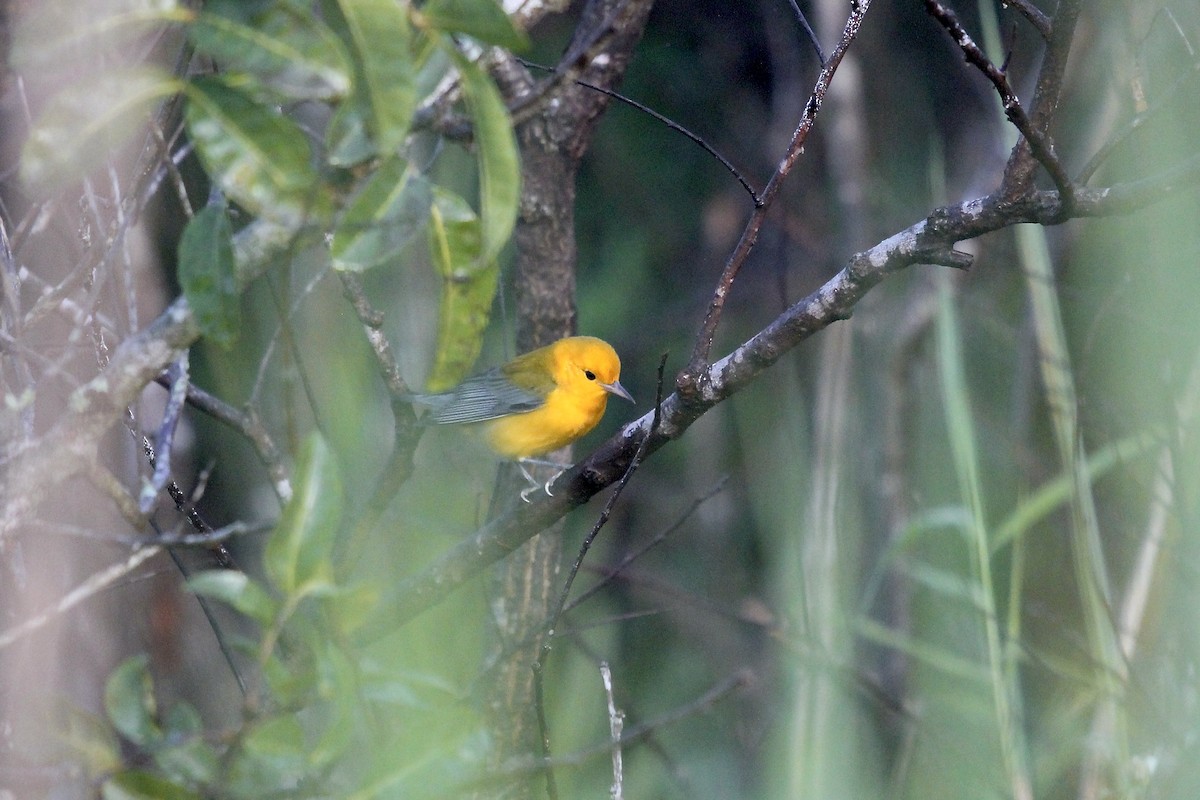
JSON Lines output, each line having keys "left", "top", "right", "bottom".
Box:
{"left": 483, "top": 384, "right": 611, "bottom": 458}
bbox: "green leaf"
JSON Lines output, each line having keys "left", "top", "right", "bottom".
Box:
{"left": 903, "top": 561, "right": 988, "bottom": 611}
{"left": 104, "top": 655, "right": 160, "bottom": 748}
{"left": 154, "top": 719, "right": 219, "bottom": 787}
{"left": 155, "top": 739, "right": 219, "bottom": 786}
{"left": 424, "top": 187, "right": 498, "bottom": 391}
{"left": 328, "top": 582, "right": 380, "bottom": 635}
{"left": 446, "top": 46, "right": 520, "bottom": 268}
{"left": 856, "top": 619, "right": 993, "bottom": 685}
{"left": 183, "top": 75, "right": 325, "bottom": 226}
{"left": 264, "top": 433, "right": 344, "bottom": 597}
{"left": 21, "top": 67, "right": 182, "bottom": 191}
{"left": 178, "top": 201, "right": 240, "bottom": 348}
{"left": 421, "top": 0, "right": 528, "bottom": 51}
{"left": 188, "top": 569, "right": 279, "bottom": 626}
{"left": 189, "top": 5, "right": 351, "bottom": 100}
{"left": 321, "top": 0, "right": 416, "bottom": 155}
{"left": 102, "top": 770, "right": 201, "bottom": 800}
{"left": 991, "top": 430, "right": 1160, "bottom": 553}
{"left": 244, "top": 716, "right": 306, "bottom": 765}
{"left": 162, "top": 701, "right": 203, "bottom": 736}
{"left": 325, "top": 101, "right": 376, "bottom": 167}
{"left": 332, "top": 158, "right": 432, "bottom": 271}
{"left": 231, "top": 217, "right": 310, "bottom": 285}
{"left": 226, "top": 716, "right": 307, "bottom": 796}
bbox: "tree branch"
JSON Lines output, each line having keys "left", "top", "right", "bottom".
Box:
{"left": 1, "top": 299, "right": 197, "bottom": 544}
{"left": 373, "top": 157, "right": 1200, "bottom": 629}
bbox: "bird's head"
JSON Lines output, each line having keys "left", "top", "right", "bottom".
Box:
{"left": 553, "top": 336, "right": 635, "bottom": 404}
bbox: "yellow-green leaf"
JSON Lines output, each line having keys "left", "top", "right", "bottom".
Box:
{"left": 264, "top": 433, "right": 343, "bottom": 597}
{"left": 224, "top": 716, "right": 306, "bottom": 796}
{"left": 424, "top": 187, "right": 497, "bottom": 391}
{"left": 102, "top": 770, "right": 201, "bottom": 800}
{"left": 187, "top": 569, "right": 279, "bottom": 626}
{"left": 446, "top": 46, "right": 520, "bottom": 268}
{"left": 58, "top": 707, "right": 122, "bottom": 777}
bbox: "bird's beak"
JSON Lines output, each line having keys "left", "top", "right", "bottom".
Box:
{"left": 601, "top": 380, "right": 635, "bottom": 403}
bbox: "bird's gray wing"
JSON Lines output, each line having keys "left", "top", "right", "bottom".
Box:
{"left": 414, "top": 369, "right": 543, "bottom": 424}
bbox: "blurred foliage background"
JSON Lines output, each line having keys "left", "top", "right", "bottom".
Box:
{"left": 2, "top": 0, "right": 1200, "bottom": 798}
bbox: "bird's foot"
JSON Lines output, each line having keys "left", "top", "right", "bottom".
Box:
{"left": 517, "top": 460, "right": 565, "bottom": 502}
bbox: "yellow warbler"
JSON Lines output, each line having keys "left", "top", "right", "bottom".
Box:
{"left": 416, "top": 336, "right": 634, "bottom": 458}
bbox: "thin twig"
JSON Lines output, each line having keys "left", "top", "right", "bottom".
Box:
{"left": 158, "top": 524, "right": 249, "bottom": 697}
{"left": 998, "top": 0, "right": 1083, "bottom": 197}
{"left": 154, "top": 373, "right": 292, "bottom": 503}
{"left": 0, "top": 215, "right": 314, "bottom": 545}
{"left": 600, "top": 662, "right": 625, "bottom": 800}
{"left": 491, "top": 670, "right": 752, "bottom": 778}
{"left": 88, "top": 460, "right": 145, "bottom": 528}
{"left": 1004, "top": 0, "right": 1052, "bottom": 40}
{"left": 1158, "top": 7, "right": 1196, "bottom": 59}
{"left": 565, "top": 475, "right": 729, "bottom": 613}
{"left": 337, "top": 271, "right": 412, "bottom": 401}
{"left": 27, "top": 518, "right": 268, "bottom": 548}
{"left": 335, "top": 271, "right": 423, "bottom": 564}
{"left": 546, "top": 353, "right": 667, "bottom": 624}
{"left": 786, "top": 0, "right": 826, "bottom": 65}
{"left": 924, "top": 0, "right": 1076, "bottom": 215}
{"left": 459, "top": 673, "right": 750, "bottom": 795}
{"left": 148, "top": 119, "right": 194, "bottom": 219}
{"left": 680, "top": 0, "right": 873, "bottom": 393}
{"left": 413, "top": 0, "right": 652, "bottom": 140}
{"left": 141, "top": 354, "right": 190, "bottom": 514}
{"left": 532, "top": 352, "right": 668, "bottom": 800}
{"left": 517, "top": 57, "right": 761, "bottom": 205}
{"left": 0, "top": 545, "right": 162, "bottom": 649}
{"left": 135, "top": 425, "right": 236, "bottom": 570}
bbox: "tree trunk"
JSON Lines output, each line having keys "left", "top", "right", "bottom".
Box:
{"left": 480, "top": 2, "right": 655, "bottom": 796}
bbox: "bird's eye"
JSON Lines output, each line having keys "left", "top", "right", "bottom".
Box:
{"left": 584, "top": 369, "right": 596, "bottom": 381}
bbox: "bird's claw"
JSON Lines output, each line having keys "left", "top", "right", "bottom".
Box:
{"left": 517, "top": 467, "right": 561, "bottom": 503}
